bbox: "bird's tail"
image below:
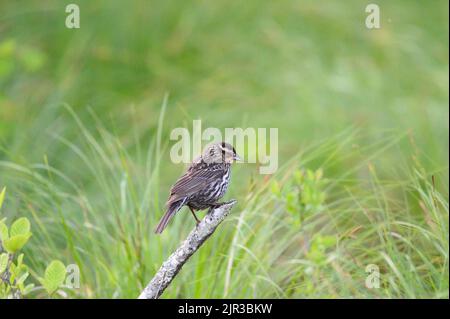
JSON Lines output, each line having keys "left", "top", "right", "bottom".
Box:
{"left": 154, "top": 199, "right": 185, "bottom": 234}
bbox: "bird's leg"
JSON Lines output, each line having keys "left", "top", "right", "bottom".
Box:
{"left": 188, "top": 206, "right": 201, "bottom": 225}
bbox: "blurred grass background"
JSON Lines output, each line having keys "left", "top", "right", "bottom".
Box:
{"left": 0, "top": 0, "right": 448, "bottom": 298}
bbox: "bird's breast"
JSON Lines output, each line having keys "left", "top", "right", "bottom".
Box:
{"left": 189, "top": 166, "right": 231, "bottom": 208}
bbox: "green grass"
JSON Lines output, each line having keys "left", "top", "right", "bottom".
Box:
{"left": 0, "top": 119, "right": 447, "bottom": 298}
{"left": 0, "top": 0, "right": 448, "bottom": 298}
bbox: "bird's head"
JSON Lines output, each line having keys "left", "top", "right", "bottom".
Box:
{"left": 202, "top": 142, "right": 242, "bottom": 164}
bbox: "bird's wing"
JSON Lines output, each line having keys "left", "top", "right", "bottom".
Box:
{"left": 167, "top": 164, "right": 223, "bottom": 205}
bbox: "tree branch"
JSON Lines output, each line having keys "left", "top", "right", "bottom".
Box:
{"left": 138, "top": 200, "right": 237, "bottom": 299}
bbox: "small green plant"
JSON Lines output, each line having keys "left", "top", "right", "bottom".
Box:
{"left": 271, "top": 168, "right": 327, "bottom": 226}
{"left": 0, "top": 187, "right": 67, "bottom": 298}
{"left": 306, "top": 235, "right": 337, "bottom": 265}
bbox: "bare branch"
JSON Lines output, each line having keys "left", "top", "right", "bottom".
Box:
{"left": 138, "top": 200, "right": 237, "bottom": 299}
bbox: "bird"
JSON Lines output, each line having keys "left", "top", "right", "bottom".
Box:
{"left": 155, "top": 142, "right": 241, "bottom": 234}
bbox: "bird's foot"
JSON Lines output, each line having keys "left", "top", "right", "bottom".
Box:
{"left": 209, "top": 199, "right": 237, "bottom": 210}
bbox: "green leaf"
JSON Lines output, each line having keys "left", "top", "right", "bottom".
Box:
{"left": 23, "top": 283, "right": 35, "bottom": 295}
{"left": 0, "top": 187, "right": 5, "bottom": 210}
{"left": 17, "top": 253, "right": 24, "bottom": 267}
{"left": 0, "top": 253, "right": 8, "bottom": 274}
{"left": 294, "top": 170, "right": 304, "bottom": 185}
{"left": 319, "top": 235, "right": 337, "bottom": 248}
{"left": 270, "top": 181, "right": 281, "bottom": 196}
{"left": 285, "top": 191, "right": 298, "bottom": 215}
{"left": 16, "top": 272, "right": 29, "bottom": 285}
{"left": 10, "top": 218, "right": 31, "bottom": 237}
{"left": 0, "top": 222, "right": 8, "bottom": 241}
{"left": 43, "top": 260, "right": 66, "bottom": 295}
{"left": 3, "top": 233, "right": 32, "bottom": 253}
{"left": 9, "top": 263, "right": 16, "bottom": 284}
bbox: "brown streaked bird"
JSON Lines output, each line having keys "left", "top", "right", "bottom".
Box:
{"left": 155, "top": 142, "right": 241, "bottom": 234}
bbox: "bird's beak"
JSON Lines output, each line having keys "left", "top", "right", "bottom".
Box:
{"left": 234, "top": 154, "right": 243, "bottom": 162}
